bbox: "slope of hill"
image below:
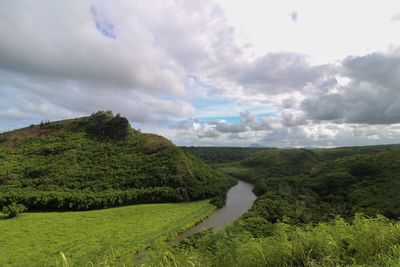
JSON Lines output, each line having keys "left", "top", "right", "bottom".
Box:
{"left": 181, "top": 146, "right": 264, "bottom": 164}
{"left": 0, "top": 200, "right": 214, "bottom": 266}
{"left": 156, "top": 145, "right": 400, "bottom": 266}
{"left": 234, "top": 146, "right": 400, "bottom": 221}
{"left": 0, "top": 111, "right": 234, "bottom": 210}
{"left": 185, "top": 145, "right": 400, "bottom": 221}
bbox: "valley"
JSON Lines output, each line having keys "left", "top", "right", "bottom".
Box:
{"left": 1, "top": 114, "right": 400, "bottom": 266}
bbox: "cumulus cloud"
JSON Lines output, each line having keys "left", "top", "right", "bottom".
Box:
{"left": 208, "top": 111, "right": 272, "bottom": 133}
{"left": 230, "top": 53, "right": 331, "bottom": 94}
{"left": 280, "top": 111, "right": 307, "bottom": 127}
{"left": 2, "top": 1, "right": 400, "bottom": 147}
{"left": 262, "top": 127, "right": 309, "bottom": 147}
{"left": 0, "top": 1, "right": 334, "bottom": 131}
{"left": 0, "top": 1, "right": 186, "bottom": 95}
{"left": 169, "top": 111, "right": 273, "bottom": 144}
{"left": 300, "top": 50, "right": 400, "bottom": 125}
{"left": 281, "top": 97, "right": 297, "bottom": 109}
{"left": 0, "top": 0, "right": 242, "bottom": 129}
{"left": 301, "top": 94, "right": 344, "bottom": 121}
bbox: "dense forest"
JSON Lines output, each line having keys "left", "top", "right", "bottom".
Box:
{"left": 0, "top": 112, "right": 234, "bottom": 211}
{"left": 137, "top": 145, "right": 400, "bottom": 266}
{"left": 183, "top": 145, "right": 400, "bottom": 222}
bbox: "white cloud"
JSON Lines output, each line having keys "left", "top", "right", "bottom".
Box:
{"left": 0, "top": 0, "right": 239, "bottom": 129}
{"left": 300, "top": 50, "right": 400, "bottom": 125}
{"left": 2, "top": 1, "right": 400, "bottom": 147}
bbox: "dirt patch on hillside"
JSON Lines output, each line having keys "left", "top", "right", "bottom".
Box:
{"left": 7, "top": 127, "right": 51, "bottom": 143}
{"left": 143, "top": 134, "right": 172, "bottom": 153}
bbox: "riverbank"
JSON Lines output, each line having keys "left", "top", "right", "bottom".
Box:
{"left": 177, "top": 180, "right": 257, "bottom": 240}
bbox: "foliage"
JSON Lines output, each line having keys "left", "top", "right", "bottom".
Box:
{"left": 181, "top": 146, "right": 264, "bottom": 164}
{"left": 4, "top": 123, "right": 400, "bottom": 265}
{"left": 0, "top": 133, "right": 7, "bottom": 143}
{"left": 186, "top": 145, "right": 400, "bottom": 221}
{"left": 209, "top": 195, "right": 226, "bottom": 208}
{"left": 85, "top": 111, "right": 130, "bottom": 140}
{"left": 2, "top": 202, "right": 27, "bottom": 218}
{"left": 0, "top": 200, "right": 215, "bottom": 266}
{"left": 137, "top": 215, "right": 400, "bottom": 267}
{"left": 0, "top": 112, "right": 234, "bottom": 211}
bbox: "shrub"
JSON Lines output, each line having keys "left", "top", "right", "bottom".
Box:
{"left": 0, "top": 133, "right": 6, "bottom": 143}
{"left": 86, "top": 111, "right": 130, "bottom": 140}
{"left": 2, "top": 203, "right": 27, "bottom": 218}
{"left": 210, "top": 196, "right": 225, "bottom": 208}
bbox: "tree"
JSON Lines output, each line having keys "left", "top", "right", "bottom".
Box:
{"left": 86, "top": 111, "right": 130, "bottom": 140}
{"left": 2, "top": 203, "right": 27, "bottom": 218}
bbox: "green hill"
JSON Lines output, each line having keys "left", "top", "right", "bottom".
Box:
{"left": 159, "top": 146, "right": 400, "bottom": 266}
{"left": 0, "top": 111, "right": 234, "bottom": 211}
{"left": 185, "top": 145, "right": 400, "bottom": 221}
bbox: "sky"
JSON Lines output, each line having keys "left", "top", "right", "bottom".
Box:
{"left": 1, "top": 1, "right": 400, "bottom": 147}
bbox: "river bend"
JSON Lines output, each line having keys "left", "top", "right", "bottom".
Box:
{"left": 178, "top": 180, "right": 257, "bottom": 240}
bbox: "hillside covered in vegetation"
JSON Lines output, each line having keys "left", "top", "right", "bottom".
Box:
{"left": 0, "top": 112, "right": 234, "bottom": 211}
{"left": 148, "top": 145, "right": 400, "bottom": 266}
{"left": 184, "top": 145, "right": 400, "bottom": 223}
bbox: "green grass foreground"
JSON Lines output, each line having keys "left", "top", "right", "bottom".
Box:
{"left": 140, "top": 215, "right": 400, "bottom": 266}
{"left": 0, "top": 200, "right": 215, "bottom": 266}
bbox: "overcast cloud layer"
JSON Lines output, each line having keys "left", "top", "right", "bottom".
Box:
{"left": 1, "top": 0, "right": 400, "bottom": 147}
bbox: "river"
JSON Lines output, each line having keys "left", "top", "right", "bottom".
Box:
{"left": 177, "top": 180, "right": 257, "bottom": 240}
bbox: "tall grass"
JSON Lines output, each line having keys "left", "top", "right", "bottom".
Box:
{"left": 136, "top": 214, "right": 400, "bottom": 267}
{"left": 0, "top": 201, "right": 214, "bottom": 266}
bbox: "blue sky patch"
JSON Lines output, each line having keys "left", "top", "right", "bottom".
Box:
{"left": 257, "top": 111, "right": 279, "bottom": 119}
{"left": 90, "top": 6, "right": 116, "bottom": 39}
{"left": 192, "top": 98, "right": 234, "bottom": 109}
{"left": 198, "top": 115, "right": 241, "bottom": 124}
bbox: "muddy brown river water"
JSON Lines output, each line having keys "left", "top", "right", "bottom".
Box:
{"left": 177, "top": 180, "right": 257, "bottom": 240}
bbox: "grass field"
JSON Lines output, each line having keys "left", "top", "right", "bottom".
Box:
{"left": 0, "top": 200, "right": 215, "bottom": 266}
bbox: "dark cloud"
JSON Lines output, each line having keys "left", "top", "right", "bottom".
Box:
{"left": 300, "top": 50, "right": 400, "bottom": 125}
{"left": 213, "top": 122, "right": 247, "bottom": 133}
{"left": 280, "top": 111, "right": 307, "bottom": 127}
{"left": 231, "top": 53, "right": 331, "bottom": 94}
{"left": 301, "top": 94, "right": 344, "bottom": 121}
{"left": 281, "top": 97, "right": 296, "bottom": 109}
{"left": 342, "top": 52, "right": 400, "bottom": 90}
{"left": 197, "top": 130, "right": 220, "bottom": 139}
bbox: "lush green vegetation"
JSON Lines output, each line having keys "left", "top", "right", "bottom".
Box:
{"left": 2, "top": 202, "right": 26, "bottom": 218}
{"left": 138, "top": 214, "right": 400, "bottom": 267}
{"left": 187, "top": 145, "right": 400, "bottom": 222}
{"left": 4, "top": 121, "right": 400, "bottom": 266}
{"left": 0, "top": 200, "right": 215, "bottom": 266}
{"left": 181, "top": 146, "right": 264, "bottom": 164}
{"left": 0, "top": 112, "right": 234, "bottom": 211}
{"left": 132, "top": 145, "right": 400, "bottom": 266}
